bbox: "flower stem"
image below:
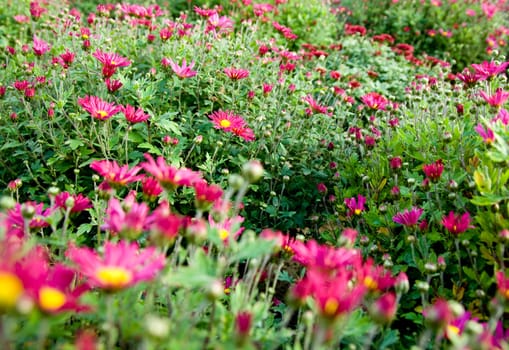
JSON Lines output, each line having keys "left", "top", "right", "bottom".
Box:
{"left": 106, "top": 294, "right": 117, "bottom": 350}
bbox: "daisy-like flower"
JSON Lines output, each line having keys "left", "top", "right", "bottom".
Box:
{"left": 141, "top": 153, "right": 202, "bottom": 191}
{"left": 231, "top": 126, "right": 255, "bottom": 142}
{"left": 33, "top": 36, "right": 50, "bottom": 56}
{"left": 223, "top": 67, "right": 250, "bottom": 80}
{"left": 209, "top": 110, "right": 246, "bottom": 131}
{"left": 66, "top": 240, "right": 166, "bottom": 292}
{"left": 206, "top": 14, "right": 234, "bottom": 35}
{"left": 147, "top": 201, "right": 185, "bottom": 245}
{"left": 120, "top": 104, "right": 150, "bottom": 123}
{"left": 393, "top": 207, "right": 424, "bottom": 227}
{"left": 422, "top": 159, "right": 444, "bottom": 182}
{"left": 479, "top": 89, "right": 509, "bottom": 109}
{"left": 92, "top": 49, "right": 131, "bottom": 78}
{"left": 5, "top": 202, "right": 53, "bottom": 238}
{"left": 456, "top": 68, "right": 482, "bottom": 86}
{"left": 475, "top": 123, "right": 495, "bottom": 144}
{"left": 78, "top": 95, "right": 120, "bottom": 121}
{"left": 90, "top": 159, "right": 143, "bottom": 187}
{"left": 303, "top": 95, "right": 330, "bottom": 115}
{"left": 471, "top": 61, "right": 509, "bottom": 80}
{"left": 442, "top": 211, "right": 474, "bottom": 235}
{"left": 164, "top": 58, "right": 197, "bottom": 79}
{"left": 344, "top": 194, "right": 366, "bottom": 216}
{"left": 193, "top": 179, "right": 223, "bottom": 210}
{"left": 361, "top": 92, "right": 389, "bottom": 111}
{"left": 208, "top": 215, "right": 245, "bottom": 243}
{"left": 103, "top": 197, "right": 149, "bottom": 239}
{"left": 54, "top": 192, "right": 93, "bottom": 213}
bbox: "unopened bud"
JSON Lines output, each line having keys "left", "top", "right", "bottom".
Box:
{"left": 241, "top": 160, "right": 264, "bottom": 183}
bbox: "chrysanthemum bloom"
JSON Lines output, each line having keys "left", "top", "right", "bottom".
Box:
{"left": 209, "top": 110, "right": 246, "bottom": 131}
{"left": 208, "top": 215, "right": 245, "bottom": 243}
{"left": 235, "top": 311, "right": 252, "bottom": 345}
{"left": 361, "top": 92, "right": 389, "bottom": 111}
{"left": 357, "top": 258, "right": 396, "bottom": 293}
{"left": 91, "top": 160, "right": 143, "bottom": 188}
{"left": 78, "top": 95, "right": 120, "bottom": 121}
{"left": 231, "top": 126, "right": 255, "bottom": 142}
{"left": 32, "top": 36, "right": 50, "bottom": 56}
{"left": 5, "top": 202, "right": 53, "bottom": 238}
{"left": 164, "top": 58, "right": 197, "bottom": 79}
{"left": 456, "top": 68, "right": 482, "bottom": 87}
{"left": 92, "top": 50, "right": 131, "bottom": 78}
{"left": 475, "top": 123, "right": 495, "bottom": 144}
{"left": 193, "top": 180, "right": 223, "bottom": 211}
{"left": 369, "top": 292, "right": 398, "bottom": 324}
{"left": 423, "top": 298, "right": 453, "bottom": 330}
{"left": 0, "top": 237, "right": 32, "bottom": 311}
{"left": 121, "top": 104, "right": 150, "bottom": 124}
{"left": 194, "top": 6, "right": 217, "bottom": 17}
{"left": 54, "top": 192, "right": 93, "bottom": 213}
{"left": 105, "top": 78, "right": 123, "bottom": 92}
{"left": 494, "top": 109, "right": 509, "bottom": 125}
{"left": 141, "top": 153, "right": 202, "bottom": 191}
{"left": 422, "top": 159, "right": 444, "bottom": 182}
{"left": 291, "top": 239, "right": 360, "bottom": 271}
{"left": 223, "top": 67, "right": 250, "bottom": 80}
{"left": 442, "top": 211, "right": 474, "bottom": 235}
{"left": 344, "top": 194, "right": 366, "bottom": 216}
{"left": 393, "top": 207, "right": 424, "bottom": 227}
{"left": 480, "top": 89, "right": 509, "bottom": 109}
{"left": 303, "top": 95, "right": 330, "bottom": 115}
{"left": 471, "top": 61, "right": 509, "bottom": 80}
{"left": 147, "top": 201, "right": 185, "bottom": 245}
{"left": 496, "top": 271, "right": 509, "bottom": 300}
{"left": 390, "top": 156, "right": 402, "bottom": 170}
{"left": 141, "top": 176, "right": 163, "bottom": 201}
{"left": 58, "top": 49, "right": 75, "bottom": 68}
{"left": 103, "top": 197, "right": 149, "bottom": 239}
{"left": 66, "top": 240, "right": 165, "bottom": 292}
{"left": 206, "top": 14, "right": 234, "bottom": 35}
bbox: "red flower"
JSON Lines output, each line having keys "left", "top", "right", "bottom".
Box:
{"left": 103, "top": 197, "right": 149, "bottom": 238}
{"left": 393, "top": 207, "right": 424, "bottom": 227}
{"left": 32, "top": 36, "right": 50, "bottom": 56}
{"left": 344, "top": 194, "right": 366, "bottom": 216}
{"left": 78, "top": 96, "right": 120, "bottom": 120}
{"left": 141, "top": 153, "right": 202, "bottom": 190}
{"left": 121, "top": 104, "right": 150, "bottom": 123}
{"left": 422, "top": 159, "right": 444, "bottom": 182}
{"left": 480, "top": 88, "right": 509, "bottom": 108}
{"left": 92, "top": 50, "right": 131, "bottom": 78}
{"left": 193, "top": 180, "right": 223, "bottom": 209}
{"left": 90, "top": 159, "right": 143, "bottom": 187}
{"left": 361, "top": 92, "right": 389, "bottom": 111}
{"left": 223, "top": 67, "right": 250, "bottom": 80}
{"left": 442, "top": 211, "right": 474, "bottom": 235}
{"left": 66, "top": 240, "right": 165, "bottom": 292}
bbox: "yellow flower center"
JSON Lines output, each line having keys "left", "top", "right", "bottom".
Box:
{"left": 363, "top": 276, "right": 378, "bottom": 291}
{"left": 0, "top": 272, "right": 24, "bottom": 309}
{"left": 219, "top": 229, "right": 229, "bottom": 240}
{"left": 219, "top": 119, "right": 231, "bottom": 128}
{"left": 39, "top": 286, "right": 66, "bottom": 312}
{"left": 354, "top": 209, "right": 362, "bottom": 215}
{"left": 504, "top": 289, "right": 509, "bottom": 299}
{"left": 82, "top": 34, "right": 89, "bottom": 39}
{"left": 323, "top": 298, "right": 339, "bottom": 317}
{"left": 447, "top": 324, "right": 460, "bottom": 335}
{"left": 110, "top": 60, "right": 117, "bottom": 65}
{"left": 97, "top": 110, "right": 108, "bottom": 119}
{"left": 96, "top": 266, "right": 132, "bottom": 290}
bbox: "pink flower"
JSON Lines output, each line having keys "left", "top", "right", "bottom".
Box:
{"left": 303, "top": 95, "right": 330, "bottom": 115}
{"left": 54, "top": 192, "right": 93, "bottom": 213}
{"left": 390, "top": 157, "right": 402, "bottom": 170}
{"left": 141, "top": 176, "right": 163, "bottom": 200}
{"left": 5, "top": 202, "right": 53, "bottom": 238}
{"left": 480, "top": 89, "right": 509, "bottom": 108}
{"left": 208, "top": 110, "right": 242, "bottom": 130}
{"left": 105, "top": 78, "right": 123, "bottom": 92}
{"left": 141, "top": 153, "right": 202, "bottom": 190}
{"left": 206, "top": 14, "right": 234, "bottom": 35}
{"left": 494, "top": 109, "right": 509, "bottom": 125}
{"left": 361, "top": 92, "right": 389, "bottom": 111}
{"left": 393, "top": 207, "right": 424, "bottom": 227}
{"left": 442, "top": 211, "right": 474, "bottom": 235}
{"left": 78, "top": 95, "right": 120, "bottom": 120}
{"left": 344, "top": 194, "right": 366, "bottom": 216}
{"left": 103, "top": 197, "right": 149, "bottom": 238}
{"left": 369, "top": 292, "right": 398, "bottom": 324}
{"left": 90, "top": 159, "right": 143, "bottom": 187}
{"left": 475, "top": 123, "right": 495, "bottom": 144}
{"left": 57, "top": 49, "right": 75, "bottom": 68}
{"left": 224, "top": 67, "right": 250, "bottom": 80}
{"left": 121, "top": 104, "right": 150, "bottom": 123}
{"left": 66, "top": 240, "right": 165, "bottom": 292}
{"left": 92, "top": 50, "right": 131, "bottom": 78}
{"left": 193, "top": 180, "right": 223, "bottom": 209}
{"left": 147, "top": 201, "right": 185, "bottom": 244}
{"left": 208, "top": 215, "right": 245, "bottom": 243}
{"left": 235, "top": 311, "right": 252, "bottom": 342}
{"left": 496, "top": 271, "right": 509, "bottom": 300}
{"left": 471, "top": 61, "right": 509, "bottom": 80}
{"left": 32, "top": 36, "right": 50, "bottom": 56}
{"left": 194, "top": 6, "right": 217, "bottom": 17}
{"left": 164, "top": 58, "right": 197, "bottom": 79}
{"left": 422, "top": 159, "right": 444, "bottom": 182}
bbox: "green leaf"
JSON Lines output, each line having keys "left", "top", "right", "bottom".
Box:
{"left": 138, "top": 142, "right": 162, "bottom": 156}
{"left": 229, "top": 238, "right": 276, "bottom": 262}
{"left": 65, "top": 139, "right": 84, "bottom": 150}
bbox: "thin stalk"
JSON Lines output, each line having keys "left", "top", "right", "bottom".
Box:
{"left": 202, "top": 301, "right": 216, "bottom": 350}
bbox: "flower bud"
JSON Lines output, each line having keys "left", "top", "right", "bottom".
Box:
{"left": 21, "top": 203, "right": 35, "bottom": 220}
{"left": 229, "top": 174, "right": 245, "bottom": 191}
{"left": 242, "top": 160, "right": 264, "bottom": 183}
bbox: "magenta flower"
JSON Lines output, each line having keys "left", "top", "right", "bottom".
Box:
{"left": 5, "top": 202, "right": 53, "bottom": 238}
{"left": 147, "top": 201, "right": 185, "bottom": 244}
{"left": 54, "top": 192, "right": 93, "bottom": 213}
{"left": 480, "top": 89, "right": 509, "bottom": 109}
{"left": 141, "top": 153, "right": 202, "bottom": 190}
{"left": 209, "top": 110, "right": 245, "bottom": 131}
{"left": 475, "top": 123, "right": 495, "bottom": 144}
{"left": 78, "top": 95, "right": 121, "bottom": 120}
{"left": 66, "top": 240, "right": 166, "bottom": 292}
{"left": 223, "top": 67, "right": 250, "bottom": 80}
{"left": 32, "top": 36, "right": 50, "bottom": 56}
{"left": 164, "top": 58, "right": 197, "bottom": 79}
{"left": 442, "top": 211, "right": 474, "bottom": 235}
{"left": 303, "top": 95, "right": 330, "bottom": 115}
{"left": 369, "top": 292, "right": 398, "bottom": 324}
{"left": 92, "top": 49, "right": 131, "bottom": 78}
{"left": 90, "top": 159, "right": 143, "bottom": 187}
{"left": 422, "top": 159, "right": 444, "bottom": 182}
{"left": 471, "top": 61, "right": 509, "bottom": 80}
{"left": 206, "top": 14, "right": 234, "bottom": 35}
{"left": 193, "top": 180, "right": 223, "bottom": 209}
{"left": 494, "top": 109, "right": 509, "bottom": 125}
{"left": 120, "top": 104, "right": 150, "bottom": 123}
{"left": 456, "top": 68, "right": 482, "bottom": 86}
{"left": 141, "top": 176, "right": 163, "bottom": 200}
{"left": 361, "top": 92, "right": 389, "bottom": 111}
{"left": 103, "top": 197, "right": 149, "bottom": 238}
{"left": 393, "top": 207, "right": 424, "bottom": 227}
{"left": 344, "top": 194, "right": 366, "bottom": 216}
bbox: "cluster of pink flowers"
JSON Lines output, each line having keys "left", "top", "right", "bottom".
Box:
{"left": 208, "top": 110, "right": 255, "bottom": 141}
{"left": 78, "top": 96, "right": 151, "bottom": 123}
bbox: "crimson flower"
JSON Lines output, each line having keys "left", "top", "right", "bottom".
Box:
{"left": 344, "top": 194, "right": 366, "bottom": 216}
{"left": 90, "top": 159, "right": 143, "bottom": 187}
{"left": 103, "top": 197, "right": 149, "bottom": 239}
{"left": 471, "top": 61, "right": 509, "bottom": 80}
{"left": 475, "top": 123, "right": 495, "bottom": 144}
{"left": 78, "top": 95, "right": 120, "bottom": 120}
{"left": 456, "top": 68, "right": 482, "bottom": 86}
{"left": 54, "top": 192, "right": 93, "bottom": 213}
{"left": 393, "top": 207, "right": 424, "bottom": 227}
{"left": 303, "top": 95, "right": 330, "bottom": 115}
{"left": 66, "top": 240, "right": 165, "bottom": 292}
{"left": 141, "top": 176, "right": 163, "bottom": 200}
{"left": 369, "top": 292, "right": 398, "bottom": 324}
{"left": 5, "top": 202, "right": 52, "bottom": 238}
{"left": 442, "top": 211, "right": 474, "bottom": 235}
{"left": 361, "top": 92, "right": 389, "bottom": 111}
{"left": 147, "top": 201, "right": 185, "bottom": 244}
{"left": 164, "top": 58, "right": 197, "bottom": 79}
{"left": 480, "top": 89, "right": 509, "bottom": 109}
{"left": 422, "top": 159, "right": 444, "bottom": 182}
{"left": 223, "top": 67, "right": 250, "bottom": 80}
{"left": 193, "top": 179, "right": 223, "bottom": 210}
{"left": 120, "top": 104, "right": 150, "bottom": 123}
{"left": 141, "top": 153, "right": 202, "bottom": 190}
{"left": 92, "top": 49, "right": 131, "bottom": 78}
{"left": 496, "top": 271, "right": 509, "bottom": 300}
{"left": 33, "top": 36, "right": 50, "bottom": 56}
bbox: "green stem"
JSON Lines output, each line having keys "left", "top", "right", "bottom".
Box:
{"left": 36, "top": 317, "right": 50, "bottom": 350}
{"left": 106, "top": 294, "right": 117, "bottom": 350}
{"left": 0, "top": 317, "right": 11, "bottom": 350}
{"left": 454, "top": 238, "right": 462, "bottom": 282}
{"left": 202, "top": 301, "right": 216, "bottom": 350}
